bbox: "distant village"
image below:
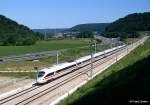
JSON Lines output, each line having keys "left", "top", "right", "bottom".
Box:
{"left": 47, "top": 31, "right": 122, "bottom": 45}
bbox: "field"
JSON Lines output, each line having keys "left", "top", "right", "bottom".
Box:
{"left": 0, "top": 39, "right": 111, "bottom": 70}
{"left": 0, "top": 39, "right": 89, "bottom": 57}
{"left": 0, "top": 39, "right": 112, "bottom": 78}
{"left": 0, "top": 72, "right": 35, "bottom": 79}
{"left": 0, "top": 39, "right": 90, "bottom": 77}
{"left": 0, "top": 36, "right": 124, "bottom": 79}
{"left": 58, "top": 39, "right": 150, "bottom": 105}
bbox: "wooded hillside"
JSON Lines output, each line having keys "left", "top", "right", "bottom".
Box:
{"left": 0, "top": 15, "right": 43, "bottom": 46}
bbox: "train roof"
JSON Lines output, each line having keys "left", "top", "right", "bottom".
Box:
{"left": 39, "top": 62, "right": 76, "bottom": 73}
{"left": 39, "top": 45, "right": 125, "bottom": 74}
{"left": 75, "top": 55, "right": 91, "bottom": 63}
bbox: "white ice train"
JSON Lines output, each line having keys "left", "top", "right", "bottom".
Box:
{"left": 37, "top": 45, "right": 125, "bottom": 84}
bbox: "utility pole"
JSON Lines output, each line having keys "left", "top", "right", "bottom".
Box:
{"left": 75, "top": 55, "right": 78, "bottom": 70}
{"left": 34, "top": 66, "right": 38, "bottom": 83}
{"left": 90, "top": 38, "right": 94, "bottom": 78}
{"left": 111, "top": 38, "right": 113, "bottom": 48}
{"left": 95, "top": 41, "right": 97, "bottom": 54}
{"left": 56, "top": 51, "right": 59, "bottom": 65}
{"left": 54, "top": 28, "right": 57, "bottom": 36}
{"left": 44, "top": 32, "right": 47, "bottom": 40}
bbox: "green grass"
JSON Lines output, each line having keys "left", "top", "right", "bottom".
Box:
{"left": 58, "top": 39, "right": 150, "bottom": 105}
{"left": 0, "top": 41, "right": 111, "bottom": 78}
{"left": 0, "top": 39, "right": 88, "bottom": 57}
{"left": 0, "top": 39, "right": 89, "bottom": 70}
{"left": 138, "top": 31, "right": 150, "bottom": 36}
{"left": 0, "top": 72, "right": 36, "bottom": 78}
{"left": 0, "top": 43, "right": 110, "bottom": 70}
{"left": 0, "top": 38, "right": 120, "bottom": 78}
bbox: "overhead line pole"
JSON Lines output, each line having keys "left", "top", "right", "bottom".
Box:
{"left": 44, "top": 32, "right": 47, "bottom": 40}
{"left": 90, "top": 38, "right": 94, "bottom": 78}
{"left": 95, "top": 41, "right": 97, "bottom": 54}
{"left": 56, "top": 51, "right": 59, "bottom": 65}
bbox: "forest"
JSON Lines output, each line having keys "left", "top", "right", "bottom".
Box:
{"left": 0, "top": 15, "right": 43, "bottom": 46}
{"left": 102, "top": 12, "right": 150, "bottom": 38}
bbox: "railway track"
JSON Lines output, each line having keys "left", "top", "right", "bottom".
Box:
{"left": 0, "top": 51, "right": 59, "bottom": 63}
{"left": 0, "top": 46, "right": 125, "bottom": 105}
{"left": 0, "top": 36, "right": 148, "bottom": 105}
{"left": 13, "top": 55, "right": 118, "bottom": 104}
{"left": 0, "top": 85, "right": 40, "bottom": 104}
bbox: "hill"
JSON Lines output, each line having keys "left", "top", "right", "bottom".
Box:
{"left": 105, "top": 12, "right": 150, "bottom": 32}
{"left": 33, "top": 28, "right": 68, "bottom": 34}
{"left": 68, "top": 23, "right": 110, "bottom": 32}
{"left": 33, "top": 23, "right": 110, "bottom": 35}
{"left": 0, "top": 15, "right": 42, "bottom": 46}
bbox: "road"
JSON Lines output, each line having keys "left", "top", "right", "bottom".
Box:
{"left": 0, "top": 50, "right": 60, "bottom": 63}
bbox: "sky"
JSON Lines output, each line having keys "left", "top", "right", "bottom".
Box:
{"left": 0, "top": 0, "right": 150, "bottom": 29}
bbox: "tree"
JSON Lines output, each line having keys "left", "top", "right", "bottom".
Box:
{"left": 0, "top": 15, "right": 43, "bottom": 46}
{"left": 76, "top": 31, "right": 93, "bottom": 38}
{"left": 22, "top": 37, "right": 36, "bottom": 45}
{"left": 105, "top": 12, "right": 150, "bottom": 32}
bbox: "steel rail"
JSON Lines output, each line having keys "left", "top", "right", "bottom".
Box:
{"left": 0, "top": 46, "right": 125, "bottom": 105}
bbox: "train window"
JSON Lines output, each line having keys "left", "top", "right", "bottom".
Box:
{"left": 56, "top": 68, "right": 65, "bottom": 73}
{"left": 56, "top": 64, "right": 75, "bottom": 73}
{"left": 0, "top": 59, "right": 3, "bottom": 62}
{"left": 38, "top": 71, "right": 45, "bottom": 77}
{"left": 45, "top": 72, "right": 54, "bottom": 77}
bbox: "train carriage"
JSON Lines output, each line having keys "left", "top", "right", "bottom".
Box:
{"left": 37, "top": 45, "right": 125, "bottom": 84}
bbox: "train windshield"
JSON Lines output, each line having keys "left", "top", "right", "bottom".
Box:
{"left": 38, "top": 71, "right": 45, "bottom": 77}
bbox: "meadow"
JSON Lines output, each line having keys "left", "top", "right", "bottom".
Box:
{"left": 0, "top": 42, "right": 110, "bottom": 69}
{"left": 0, "top": 39, "right": 89, "bottom": 57}
{"left": 0, "top": 38, "right": 120, "bottom": 78}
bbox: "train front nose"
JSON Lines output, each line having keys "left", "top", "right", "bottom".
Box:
{"left": 37, "top": 78, "right": 46, "bottom": 84}
{"left": 37, "top": 71, "right": 46, "bottom": 84}
{"left": 37, "top": 78, "right": 42, "bottom": 83}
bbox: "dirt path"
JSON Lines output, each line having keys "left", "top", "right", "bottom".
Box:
{"left": 0, "top": 76, "right": 35, "bottom": 95}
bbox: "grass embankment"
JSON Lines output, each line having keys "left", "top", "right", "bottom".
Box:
{"left": 58, "top": 40, "right": 150, "bottom": 105}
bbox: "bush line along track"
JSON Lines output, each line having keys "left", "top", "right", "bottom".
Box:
{"left": 1, "top": 37, "right": 146, "bottom": 105}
